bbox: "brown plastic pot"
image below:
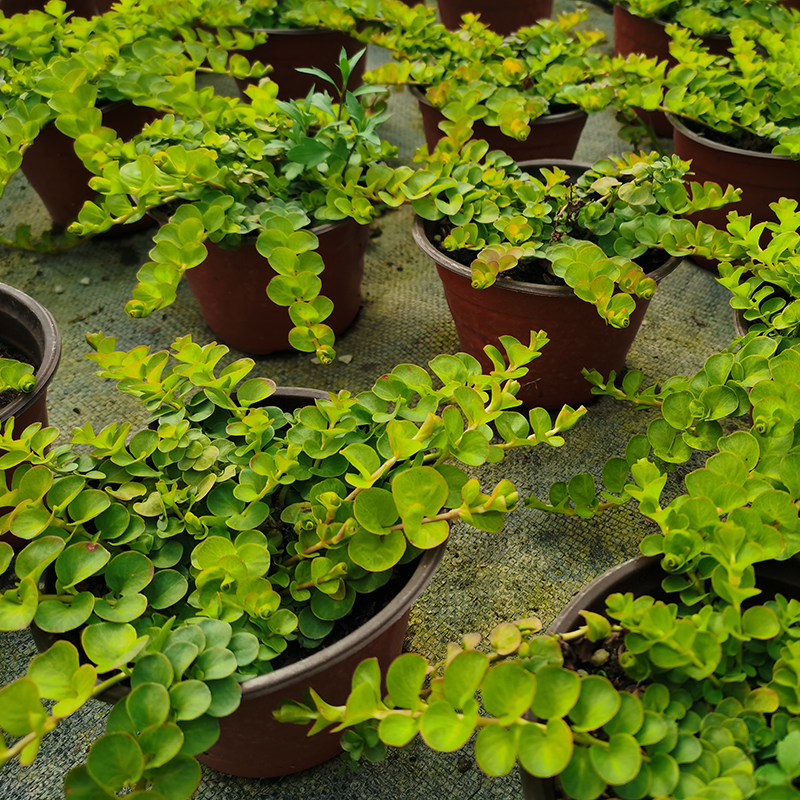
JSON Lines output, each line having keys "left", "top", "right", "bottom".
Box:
{"left": 519, "top": 551, "right": 800, "bottom": 799}
{"left": 0, "top": 0, "right": 105, "bottom": 14}
{"left": 183, "top": 218, "right": 369, "bottom": 355}
{"left": 414, "top": 87, "right": 587, "bottom": 161}
{"left": 437, "top": 0, "right": 553, "bottom": 35}
{"left": 20, "top": 102, "right": 159, "bottom": 230}
{"left": 0, "top": 282, "right": 61, "bottom": 551}
{"left": 669, "top": 113, "right": 800, "bottom": 270}
{"left": 412, "top": 160, "right": 680, "bottom": 409}
{"left": 0, "top": 282, "right": 61, "bottom": 434}
{"left": 613, "top": 5, "right": 729, "bottom": 137}
{"left": 200, "top": 541, "right": 446, "bottom": 777}
{"left": 234, "top": 27, "right": 365, "bottom": 101}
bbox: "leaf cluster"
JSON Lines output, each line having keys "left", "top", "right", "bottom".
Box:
{"left": 283, "top": 335, "right": 800, "bottom": 800}
{"left": 611, "top": 22, "right": 800, "bottom": 158}
{"left": 410, "top": 146, "right": 739, "bottom": 327}
{"left": 613, "top": 0, "right": 798, "bottom": 38}
{"left": 295, "top": 2, "right": 634, "bottom": 141}
{"left": 0, "top": 330, "right": 589, "bottom": 784}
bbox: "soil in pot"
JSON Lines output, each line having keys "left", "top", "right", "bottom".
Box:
{"left": 20, "top": 102, "right": 160, "bottom": 232}
{"left": 414, "top": 87, "right": 588, "bottom": 161}
{"left": 669, "top": 114, "right": 800, "bottom": 271}
{"left": 437, "top": 0, "right": 553, "bottom": 35}
{"left": 183, "top": 217, "right": 370, "bottom": 355}
{"left": 234, "top": 28, "right": 365, "bottom": 101}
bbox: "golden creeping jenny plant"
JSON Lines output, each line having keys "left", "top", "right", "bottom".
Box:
{"left": 0, "top": 331, "right": 587, "bottom": 796}
{"left": 283, "top": 336, "right": 800, "bottom": 800}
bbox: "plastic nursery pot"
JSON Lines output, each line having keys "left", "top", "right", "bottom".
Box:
{"left": 412, "top": 160, "right": 680, "bottom": 410}
{"left": 20, "top": 102, "right": 159, "bottom": 231}
{"left": 234, "top": 27, "right": 365, "bottom": 101}
{"left": 613, "top": 5, "right": 729, "bottom": 138}
{"left": 200, "top": 541, "right": 446, "bottom": 777}
{"left": 413, "top": 87, "right": 588, "bottom": 162}
{"left": 183, "top": 217, "right": 370, "bottom": 356}
{"left": 0, "top": 282, "right": 61, "bottom": 551}
{"left": 436, "top": 0, "right": 553, "bottom": 36}
{"left": 0, "top": 0, "right": 105, "bottom": 14}
{"left": 519, "top": 552, "right": 800, "bottom": 800}
{"left": 669, "top": 113, "right": 800, "bottom": 271}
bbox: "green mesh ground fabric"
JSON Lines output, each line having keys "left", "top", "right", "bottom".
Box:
{"left": 0, "top": 2, "right": 739, "bottom": 797}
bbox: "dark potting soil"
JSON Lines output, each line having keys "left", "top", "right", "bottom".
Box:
{"left": 432, "top": 228, "right": 668, "bottom": 287}
{"left": 264, "top": 556, "right": 419, "bottom": 674}
{"left": 680, "top": 117, "right": 776, "bottom": 155}
{"left": 0, "top": 340, "right": 36, "bottom": 409}
{"left": 559, "top": 629, "right": 639, "bottom": 696}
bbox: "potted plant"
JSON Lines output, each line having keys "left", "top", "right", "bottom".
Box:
{"left": 409, "top": 142, "right": 739, "bottom": 408}
{"left": 210, "top": 0, "right": 369, "bottom": 100}
{"left": 0, "top": 0, "right": 267, "bottom": 237}
{"left": 613, "top": 21, "right": 800, "bottom": 247}
{"left": 711, "top": 198, "right": 800, "bottom": 340}
{"left": 300, "top": 4, "right": 626, "bottom": 161}
{"left": 280, "top": 334, "right": 800, "bottom": 799}
{"left": 63, "top": 51, "right": 424, "bottom": 363}
{"left": 611, "top": 0, "right": 796, "bottom": 65}
{"left": 0, "top": 328, "right": 589, "bottom": 789}
{"left": 434, "top": 0, "right": 553, "bottom": 36}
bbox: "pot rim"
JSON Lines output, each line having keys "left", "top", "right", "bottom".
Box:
{"left": 549, "top": 554, "right": 656, "bottom": 634}
{"left": 409, "top": 85, "right": 588, "bottom": 125}
{"left": 243, "top": 26, "right": 344, "bottom": 35}
{"left": 615, "top": 3, "right": 730, "bottom": 41}
{"left": 0, "top": 282, "right": 61, "bottom": 422}
{"left": 145, "top": 205, "right": 352, "bottom": 242}
{"left": 412, "top": 158, "right": 682, "bottom": 298}
{"left": 240, "top": 542, "right": 446, "bottom": 699}
{"left": 667, "top": 113, "right": 789, "bottom": 161}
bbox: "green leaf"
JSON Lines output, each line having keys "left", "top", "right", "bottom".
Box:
{"left": 105, "top": 552, "right": 153, "bottom": 595}
{"left": 444, "top": 650, "right": 490, "bottom": 709}
{"left": 348, "top": 528, "right": 406, "bottom": 571}
{"left": 34, "top": 591, "right": 94, "bottom": 633}
{"left": 519, "top": 718, "right": 574, "bottom": 778}
{"left": 56, "top": 542, "right": 110, "bottom": 589}
{"left": 86, "top": 732, "right": 144, "bottom": 792}
{"left": 142, "top": 570, "right": 188, "bottom": 609}
{"left": 0, "top": 577, "right": 39, "bottom": 630}
{"left": 589, "top": 732, "right": 642, "bottom": 785}
{"left": 0, "top": 677, "right": 44, "bottom": 736}
{"left": 169, "top": 680, "right": 212, "bottom": 720}
{"left": 177, "top": 716, "right": 220, "bottom": 756}
{"left": 475, "top": 724, "right": 518, "bottom": 776}
{"left": 138, "top": 722, "right": 185, "bottom": 769}
{"left": 482, "top": 662, "right": 535, "bottom": 720}
{"left": 148, "top": 753, "right": 202, "bottom": 800}
{"left": 378, "top": 713, "right": 419, "bottom": 747}
{"left": 531, "top": 666, "right": 581, "bottom": 720}
{"left": 742, "top": 605, "right": 781, "bottom": 639}
{"left": 569, "top": 676, "right": 621, "bottom": 731}
{"left": 386, "top": 653, "right": 429, "bottom": 709}
{"left": 419, "top": 700, "right": 477, "bottom": 751}
{"left": 560, "top": 745, "right": 607, "bottom": 800}
{"left": 127, "top": 683, "right": 170, "bottom": 730}
{"left": 82, "top": 622, "right": 149, "bottom": 673}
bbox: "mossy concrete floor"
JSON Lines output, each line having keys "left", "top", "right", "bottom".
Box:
{"left": 0, "top": 1, "right": 740, "bottom": 798}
